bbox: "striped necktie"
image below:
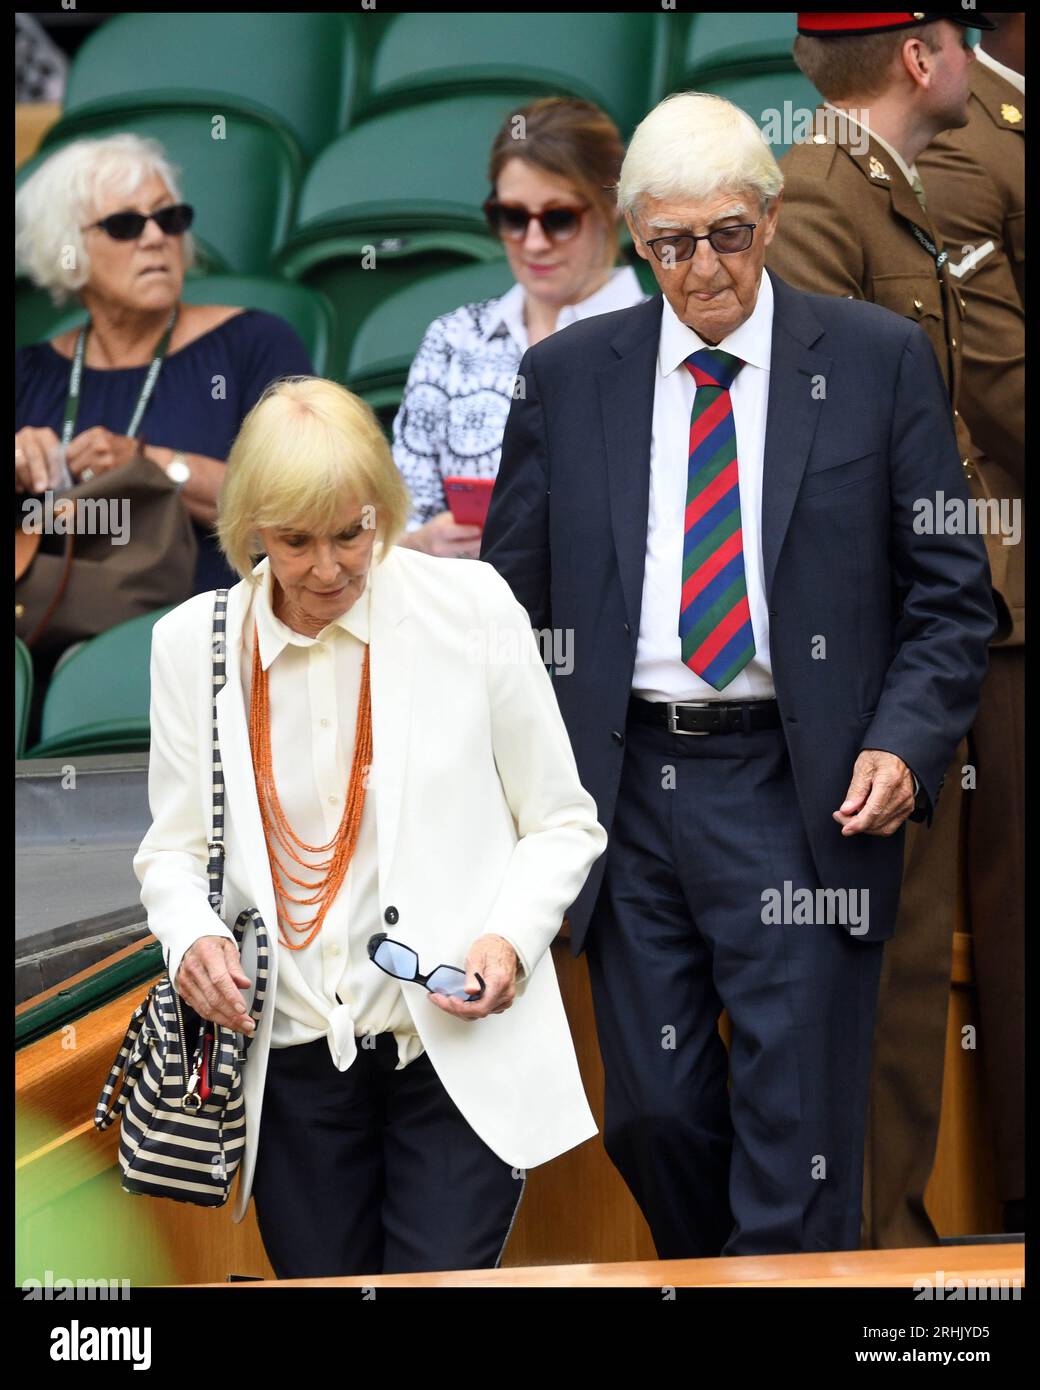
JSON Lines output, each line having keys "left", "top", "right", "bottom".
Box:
{"left": 679, "top": 347, "right": 756, "bottom": 690}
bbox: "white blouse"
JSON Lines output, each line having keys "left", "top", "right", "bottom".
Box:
{"left": 242, "top": 553, "right": 423, "bottom": 1072}
{"left": 392, "top": 265, "right": 648, "bottom": 529}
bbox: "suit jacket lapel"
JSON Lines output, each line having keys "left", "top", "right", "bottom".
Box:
{"left": 598, "top": 294, "right": 663, "bottom": 633}
{"left": 214, "top": 546, "right": 413, "bottom": 937}
{"left": 761, "top": 270, "right": 831, "bottom": 599}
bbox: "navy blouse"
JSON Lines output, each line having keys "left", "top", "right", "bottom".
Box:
{"left": 15, "top": 308, "right": 314, "bottom": 592}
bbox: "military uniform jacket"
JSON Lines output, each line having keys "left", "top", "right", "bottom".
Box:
{"left": 918, "top": 61, "right": 1024, "bottom": 644}
{"left": 765, "top": 112, "right": 1018, "bottom": 643}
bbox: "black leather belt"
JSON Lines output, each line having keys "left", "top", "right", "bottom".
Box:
{"left": 628, "top": 695, "right": 781, "bottom": 736}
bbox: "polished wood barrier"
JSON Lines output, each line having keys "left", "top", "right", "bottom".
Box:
{"left": 188, "top": 1242, "right": 1024, "bottom": 1289}
{"left": 16, "top": 921, "right": 1002, "bottom": 1284}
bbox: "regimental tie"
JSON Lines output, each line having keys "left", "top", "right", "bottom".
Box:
{"left": 679, "top": 347, "right": 756, "bottom": 691}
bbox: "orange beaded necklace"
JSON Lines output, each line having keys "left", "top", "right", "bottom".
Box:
{"left": 248, "top": 618, "right": 372, "bottom": 951}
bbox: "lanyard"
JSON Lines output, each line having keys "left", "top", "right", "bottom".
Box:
{"left": 907, "top": 221, "right": 949, "bottom": 277}
{"left": 61, "top": 306, "right": 178, "bottom": 448}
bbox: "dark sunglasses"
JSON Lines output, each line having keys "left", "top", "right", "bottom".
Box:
{"left": 367, "top": 933, "right": 486, "bottom": 1003}
{"left": 644, "top": 223, "right": 757, "bottom": 263}
{"left": 85, "top": 203, "right": 195, "bottom": 241}
{"left": 483, "top": 197, "right": 588, "bottom": 243}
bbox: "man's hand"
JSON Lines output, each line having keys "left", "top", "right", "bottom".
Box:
{"left": 833, "top": 749, "right": 916, "bottom": 837}
{"left": 427, "top": 933, "right": 518, "bottom": 1021}
{"left": 66, "top": 426, "right": 139, "bottom": 481}
{"left": 175, "top": 935, "right": 256, "bottom": 1035}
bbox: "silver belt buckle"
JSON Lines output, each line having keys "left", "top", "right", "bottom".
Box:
{"left": 667, "top": 700, "right": 712, "bottom": 736}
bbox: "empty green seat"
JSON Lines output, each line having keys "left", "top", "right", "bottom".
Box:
{"left": 15, "top": 638, "right": 33, "bottom": 759}
{"left": 25, "top": 108, "right": 301, "bottom": 276}
{"left": 691, "top": 70, "right": 824, "bottom": 159}
{"left": 359, "top": 12, "right": 670, "bottom": 137}
{"left": 681, "top": 12, "right": 800, "bottom": 77}
{"left": 26, "top": 607, "right": 176, "bottom": 760}
{"left": 346, "top": 259, "right": 513, "bottom": 401}
{"left": 58, "top": 12, "right": 359, "bottom": 163}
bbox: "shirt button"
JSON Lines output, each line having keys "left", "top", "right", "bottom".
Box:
{"left": 320, "top": 718, "right": 329, "bottom": 727}
{"left": 329, "top": 944, "right": 341, "bottom": 956}
{"left": 328, "top": 794, "right": 338, "bottom": 805}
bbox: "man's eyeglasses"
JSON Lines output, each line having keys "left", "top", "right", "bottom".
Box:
{"left": 84, "top": 203, "right": 195, "bottom": 241}
{"left": 483, "top": 198, "right": 588, "bottom": 244}
{"left": 367, "top": 933, "right": 486, "bottom": 1002}
{"left": 643, "top": 223, "right": 757, "bottom": 262}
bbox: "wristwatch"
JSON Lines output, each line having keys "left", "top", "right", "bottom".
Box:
{"left": 165, "top": 452, "right": 191, "bottom": 491}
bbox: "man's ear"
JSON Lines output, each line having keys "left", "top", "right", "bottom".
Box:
{"left": 624, "top": 209, "right": 650, "bottom": 263}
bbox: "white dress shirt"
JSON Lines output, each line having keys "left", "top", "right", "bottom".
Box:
{"left": 975, "top": 41, "right": 1024, "bottom": 95}
{"left": 394, "top": 266, "right": 647, "bottom": 529}
{"left": 632, "top": 270, "right": 776, "bottom": 703}
{"left": 243, "top": 553, "right": 423, "bottom": 1072}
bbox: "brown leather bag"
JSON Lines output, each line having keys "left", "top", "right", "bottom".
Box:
{"left": 14, "top": 453, "right": 198, "bottom": 657}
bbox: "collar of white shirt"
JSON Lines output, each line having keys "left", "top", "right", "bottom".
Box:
{"left": 974, "top": 42, "right": 1025, "bottom": 96}
{"left": 250, "top": 553, "right": 371, "bottom": 669}
{"left": 823, "top": 100, "right": 921, "bottom": 188}
{"left": 482, "top": 263, "right": 645, "bottom": 348}
{"left": 659, "top": 267, "right": 774, "bottom": 380}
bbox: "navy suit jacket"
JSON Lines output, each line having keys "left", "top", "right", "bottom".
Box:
{"left": 480, "top": 270, "right": 996, "bottom": 948}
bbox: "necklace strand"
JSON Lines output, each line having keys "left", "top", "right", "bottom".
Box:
{"left": 248, "top": 620, "right": 372, "bottom": 949}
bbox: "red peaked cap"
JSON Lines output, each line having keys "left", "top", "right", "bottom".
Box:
{"left": 796, "top": 12, "right": 995, "bottom": 37}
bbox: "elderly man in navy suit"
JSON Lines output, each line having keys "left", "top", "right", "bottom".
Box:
{"left": 480, "top": 91, "right": 995, "bottom": 1257}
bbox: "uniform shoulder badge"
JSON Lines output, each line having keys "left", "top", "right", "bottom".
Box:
{"left": 1001, "top": 102, "right": 1023, "bottom": 125}
{"left": 868, "top": 155, "right": 891, "bottom": 181}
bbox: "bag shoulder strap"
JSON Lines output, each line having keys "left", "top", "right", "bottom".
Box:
{"left": 206, "top": 588, "right": 230, "bottom": 916}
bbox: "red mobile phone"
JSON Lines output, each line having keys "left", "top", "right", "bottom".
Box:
{"left": 443, "top": 476, "right": 495, "bottom": 529}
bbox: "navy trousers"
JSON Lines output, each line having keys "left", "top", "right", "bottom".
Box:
{"left": 250, "top": 1031, "right": 525, "bottom": 1278}
{"left": 584, "top": 714, "right": 884, "bottom": 1258}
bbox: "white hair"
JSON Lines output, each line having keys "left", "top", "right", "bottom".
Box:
{"left": 617, "top": 92, "right": 784, "bottom": 223}
{"left": 15, "top": 133, "right": 196, "bottom": 306}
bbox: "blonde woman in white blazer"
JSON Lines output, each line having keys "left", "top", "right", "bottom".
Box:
{"left": 132, "top": 376, "right": 607, "bottom": 1279}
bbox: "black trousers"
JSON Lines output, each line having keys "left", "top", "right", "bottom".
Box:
{"left": 584, "top": 715, "right": 885, "bottom": 1258}
{"left": 250, "top": 1031, "right": 525, "bottom": 1278}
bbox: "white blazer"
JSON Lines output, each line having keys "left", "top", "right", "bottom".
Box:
{"left": 133, "top": 544, "right": 608, "bottom": 1223}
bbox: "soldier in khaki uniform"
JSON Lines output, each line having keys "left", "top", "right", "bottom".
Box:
{"left": 918, "top": 12, "right": 1024, "bottom": 1234}
{"left": 764, "top": 11, "right": 1003, "bottom": 1249}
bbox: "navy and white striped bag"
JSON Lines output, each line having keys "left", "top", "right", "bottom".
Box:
{"left": 94, "top": 589, "right": 270, "bottom": 1206}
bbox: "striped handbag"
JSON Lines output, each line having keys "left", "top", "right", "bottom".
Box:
{"left": 94, "top": 588, "right": 270, "bottom": 1206}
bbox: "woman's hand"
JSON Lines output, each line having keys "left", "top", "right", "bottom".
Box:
{"left": 175, "top": 935, "right": 256, "bottom": 1035}
{"left": 427, "top": 933, "right": 518, "bottom": 1021}
{"left": 15, "top": 425, "right": 61, "bottom": 493}
{"left": 400, "top": 510, "right": 483, "bottom": 558}
{"left": 65, "top": 425, "right": 139, "bottom": 482}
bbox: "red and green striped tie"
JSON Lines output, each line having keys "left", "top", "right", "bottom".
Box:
{"left": 679, "top": 348, "right": 756, "bottom": 690}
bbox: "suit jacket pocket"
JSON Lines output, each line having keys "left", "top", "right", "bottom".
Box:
{"left": 800, "top": 452, "right": 880, "bottom": 499}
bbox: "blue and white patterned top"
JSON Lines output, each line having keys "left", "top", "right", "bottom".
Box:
{"left": 392, "top": 266, "right": 647, "bottom": 530}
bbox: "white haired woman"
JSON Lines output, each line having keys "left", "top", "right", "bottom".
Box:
{"left": 15, "top": 133, "right": 313, "bottom": 595}
{"left": 132, "top": 376, "right": 607, "bottom": 1278}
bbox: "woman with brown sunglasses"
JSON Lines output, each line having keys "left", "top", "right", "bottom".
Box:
{"left": 394, "top": 97, "right": 646, "bottom": 559}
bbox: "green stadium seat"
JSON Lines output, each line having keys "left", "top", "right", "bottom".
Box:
{"left": 25, "top": 607, "right": 175, "bottom": 760}
{"left": 345, "top": 260, "right": 514, "bottom": 401}
{"left": 358, "top": 12, "right": 671, "bottom": 138}
{"left": 24, "top": 108, "right": 302, "bottom": 276}
{"left": 57, "top": 12, "right": 359, "bottom": 164}
{"left": 680, "top": 12, "right": 800, "bottom": 77}
{"left": 16, "top": 274, "right": 335, "bottom": 375}
{"left": 15, "top": 638, "right": 33, "bottom": 759}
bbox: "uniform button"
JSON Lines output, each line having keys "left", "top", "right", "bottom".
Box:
{"left": 15, "top": 603, "right": 25, "bottom": 619}
{"left": 611, "top": 730, "right": 625, "bottom": 746}
{"left": 812, "top": 133, "right": 828, "bottom": 144}
{"left": 384, "top": 905, "right": 399, "bottom": 925}
{"left": 913, "top": 298, "right": 923, "bottom": 312}
{"left": 623, "top": 621, "right": 631, "bottom": 635}
{"left": 954, "top": 409, "right": 959, "bottom": 417}
{"left": 960, "top": 298, "right": 966, "bottom": 311}
{"left": 951, "top": 337, "right": 957, "bottom": 348}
